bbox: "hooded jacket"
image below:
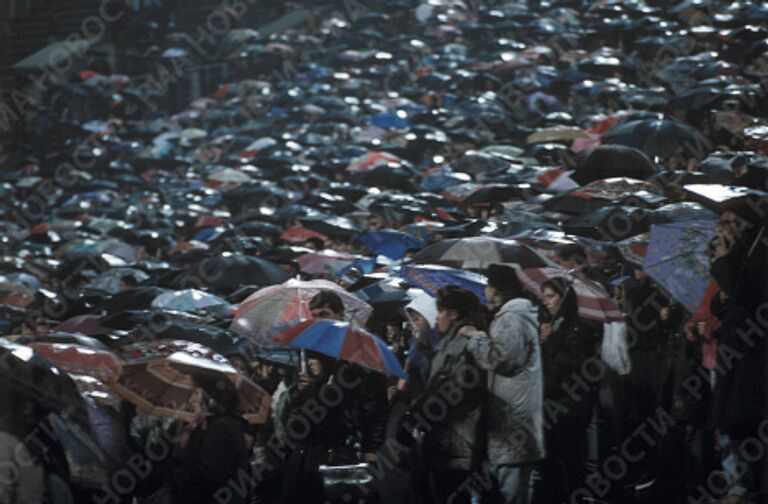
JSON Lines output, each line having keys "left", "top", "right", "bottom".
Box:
{"left": 465, "top": 297, "right": 546, "bottom": 465}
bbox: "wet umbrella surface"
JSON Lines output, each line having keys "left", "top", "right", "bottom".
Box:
{"left": 3, "top": 0, "right": 768, "bottom": 503}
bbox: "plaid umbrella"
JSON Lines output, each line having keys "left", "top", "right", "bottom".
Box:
{"left": 517, "top": 267, "right": 624, "bottom": 322}
{"left": 642, "top": 220, "right": 718, "bottom": 313}
{"left": 231, "top": 279, "right": 373, "bottom": 344}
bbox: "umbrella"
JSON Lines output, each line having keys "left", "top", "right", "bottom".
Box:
{"left": 298, "top": 214, "right": 363, "bottom": 238}
{"left": 602, "top": 118, "right": 712, "bottom": 160}
{"left": 408, "top": 237, "right": 554, "bottom": 269}
{"left": 642, "top": 220, "right": 718, "bottom": 313}
{"left": 359, "top": 230, "right": 427, "bottom": 260}
{"left": 231, "top": 278, "right": 373, "bottom": 344}
{"left": 96, "top": 286, "right": 172, "bottom": 314}
{"left": 648, "top": 202, "right": 718, "bottom": 224}
{"left": 572, "top": 145, "right": 657, "bottom": 185}
{"left": 274, "top": 319, "right": 405, "bottom": 379}
{"left": 297, "top": 251, "right": 367, "bottom": 277}
{"left": 398, "top": 264, "right": 488, "bottom": 305}
{"left": 113, "top": 349, "right": 271, "bottom": 424}
{"left": 28, "top": 342, "right": 123, "bottom": 384}
{"left": 615, "top": 233, "right": 649, "bottom": 267}
{"left": 563, "top": 206, "right": 651, "bottom": 242}
{"left": 464, "top": 184, "right": 539, "bottom": 205}
{"left": 544, "top": 178, "right": 665, "bottom": 215}
{"left": 347, "top": 151, "right": 403, "bottom": 173}
{"left": 527, "top": 125, "right": 590, "bottom": 144}
{"left": 150, "top": 289, "right": 233, "bottom": 314}
{"left": 280, "top": 226, "right": 329, "bottom": 245}
{"left": 172, "top": 254, "right": 291, "bottom": 295}
{"left": 516, "top": 267, "right": 624, "bottom": 323}
{"left": 682, "top": 184, "right": 768, "bottom": 222}
{"left": 55, "top": 315, "right": 111, "bottom": 336}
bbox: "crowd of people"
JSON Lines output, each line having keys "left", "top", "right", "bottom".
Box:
{"left": 2, "top": 0, "right": 768, "bottom": 503}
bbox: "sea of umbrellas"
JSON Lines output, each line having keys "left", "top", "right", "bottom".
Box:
{"left": 2, "top": 0, "right": 768, "bottom": 495}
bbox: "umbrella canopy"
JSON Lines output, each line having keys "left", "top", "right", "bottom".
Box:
{"left": 274, "top": 319, "right": 406, "bottom": 378}
{"left": 643, "top": 220, "right": 718, "bottom": 313}
{"left": 56, "top": 315, "right": 111, "bottom": 336}
{"left": 150, "top": 289, "right": 233, "bottom": 313}
{"left": 398, "top": 264, "right": 488, "bottom": 305}
{"left": 573, "top": 145, "right": 657, "bottom": 185}
{"left": 602, "top": 118, "right": 712, "bottom": 160}
{"left": 231, "top": 278, "right": 373, "bottom": 344}
{"left": 29, "top": 342, "right": 123, "bottom": 384}
{"left": 297, "top": 250, "right": 368, "bottom": 277}
{"left": 113, "top": 344, "right": 270, "bottom": 424}
{"left": 172, "top": 254, "right": 291, "bottom": 295}
{"left": 563, "top": 206, "right": 651, "bottom": 241}
{"left": 347, "top": 151, "right": 403, "bottom": 173}
{"left": 517, "top": 267, "right": 624, "bottom": 322}
{"left": 359, "top": 229, "right": 427, "bottom": 260}
{"left": 280, "top": 226, "right": 328, "bottom": 245}
{"left": 408, "top": 237, "right": 554, "bottom": 269}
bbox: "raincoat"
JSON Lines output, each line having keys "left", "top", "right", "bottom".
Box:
{"left": 465, "top": 298, "right": 545, "bottom": 465}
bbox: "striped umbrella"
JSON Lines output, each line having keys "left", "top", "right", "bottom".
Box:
{"left": 517, "top": 267, "right": 624, "bottom": 322}
{"left": 274, "top": 320, "right": 406, "bottom": 379}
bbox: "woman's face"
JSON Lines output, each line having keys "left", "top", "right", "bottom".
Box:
{"left": 542, "top": 286, "right": 563, "bottom": 317}
{"left": 409, "top": 310, "right": 430, "bottom": 334}
{"left": 435, "top": 307, "right": 458, "bottom": 334}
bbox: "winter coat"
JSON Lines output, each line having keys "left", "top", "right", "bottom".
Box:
{"left": 465, "top": 298, "right": 545, "bottom": 465}
{"left": 419, "top": 320, "right": 487, "bottom": 472}
{"left": 540, "top": 314, "right": 601, "bottom": 418}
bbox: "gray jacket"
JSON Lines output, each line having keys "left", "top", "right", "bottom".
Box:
{"left": 421, "top": 321, "right": 487, "bottom": 472}
{"left": 466, "top": 298, "right": 545, "bottom": 465}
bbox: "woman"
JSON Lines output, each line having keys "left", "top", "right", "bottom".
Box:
{"left": 537, "top": 277, "right": 601, "bottom": 504}
{"left": 413, "top": 286, "right": 488, "bottom": 504}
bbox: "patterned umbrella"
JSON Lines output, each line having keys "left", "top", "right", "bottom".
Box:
{"left": 642, "top": 220, "right": 718, "bottom": 313}
{"left": 113, "top": 343, "right": 270, "bottom": 424}
{"left": 517, "top": 267, "right": 624, "bottom": 322}
{"left": 274, "top": 319, "right": 405, "bottom": 378}
{"left": 231, "top": 279, "right": 373, "bottom": 344}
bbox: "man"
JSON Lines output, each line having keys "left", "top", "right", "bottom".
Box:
{"left": 459, "top": 264, "right": 545, "bottom": 504}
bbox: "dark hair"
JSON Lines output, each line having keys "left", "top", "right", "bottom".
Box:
{"left": 309, "top": 290, "right": 345, "bottom": 316}
{"left": 556, "top": 244, "right": 587, "bottom": 265}
{"left": 541, "top": 277, "right": 578, "bottom": 321}
{"left": 486, "top": 264, "right": 524, "bottom": 301}
{"left": 436, "top": 286, "right": 487, "bottom": 331}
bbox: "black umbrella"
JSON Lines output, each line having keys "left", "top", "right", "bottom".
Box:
{"left": 563, "top": 206, "right": 650, "bottom": 241}
{"left": 573, "top": 145, "right": 657, "bottom": 185}
{"left": 172, "top": 254, "right": 291, "bottom": 295}
{"left": 464, "top": 183, "right": 540, "bottom": 205}
{"left": 129, "top": 321, "right": 250, "bottom": 359}
{"left": 602, "top": 118, "right": 712, "bottom": 160}
{"left": 409, "top": 237, "right": 553, "bottom": 269}
{"left": 299, "top": 214, "right": 363, "bottom": 238}
{"left": 95, "top": 286, "right": 172, "bottom": 314}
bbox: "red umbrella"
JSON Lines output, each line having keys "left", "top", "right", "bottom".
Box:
{"left": 30, "top": 342, "right": 123, "bottom": 384}
{"left": 113, "top": 343, "right": 270, "bottom": 424}
{"left": 517, "top": 267, "right": 624, "bottom": 323}
{"left": 280, "top": 225, "right": 328, "bottom": 245}
{"left": 56, "top": 315, "right": 110, "bottom": 336}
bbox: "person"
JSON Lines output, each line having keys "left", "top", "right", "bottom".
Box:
{"left": 173, "top": 382, "right": 252, "bottom": 504}
{"left": 273, "top": 349, "right": 384, "bottom": 504}
{"left": 401, "top": 290, "right": 441, "bottom": 399}
{"left": 0, "top": 393, "right": 45, "bottom": 503}
{"left": 412, "top": 285, "right": 488, "bottom": 504}
{"left": 708, "top": 206, "right": 768, "bottom": 502}
{"left": 535, "top": 276, "right": 601, "bottom": 504}
{"left": 458, "top": 264, "right": 545, "bottom": 504}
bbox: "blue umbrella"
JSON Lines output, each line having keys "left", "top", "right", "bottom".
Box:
{"left": 359, "top": 229, "right": 427, "bottom": 260}
{"left": 399, "top": 264, "right": 489, "bottom": 306}
{"left": 642, "top": 220, "right": 718, "bottom": 313}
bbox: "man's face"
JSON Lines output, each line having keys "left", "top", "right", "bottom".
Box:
{"left": 311, "top": 304, "right": 343, "bottom": 321}
{"left": 718, "top": 210, "right": 752, "bottom": 239}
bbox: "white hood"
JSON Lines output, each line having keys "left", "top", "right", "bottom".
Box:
{"left": 405, "top": 290, "right": 437, "bottom": 329}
